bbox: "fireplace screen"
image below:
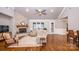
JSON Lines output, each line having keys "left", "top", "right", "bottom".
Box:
{"left": 19, "top": 28, "right": 26, "bottom": 33}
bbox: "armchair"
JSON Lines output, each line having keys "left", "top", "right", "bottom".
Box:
{"left": 3, "top": 33, "right": 19, "bottom": 47}
{"left": 37, "top": 29, "right": 47, "bottom": 46}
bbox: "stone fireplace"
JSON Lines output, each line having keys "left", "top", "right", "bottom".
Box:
{"left": 16, "top": 24, "right": 28, "bottom": 33}
{"left": 16, "top": 22, "right": 28, "bottom": 33}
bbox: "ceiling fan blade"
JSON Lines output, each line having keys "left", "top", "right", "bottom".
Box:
{"left": 36, "top": 9, "right": 41, "bottom": 12}
{"left": 35, "top": 9, "right": 46, "bottom": 16}
{"left": 41, "top": 10, "right": 46, "bottom": 12}
{"left": 42, "top": 12, "right": 46, "bottom": 15}
{"left": 35, "top": 12, "right": 41, "bottom": 16}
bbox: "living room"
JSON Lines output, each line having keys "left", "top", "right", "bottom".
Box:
{"left": 0, "top": 7, "right": 79, "bottom": 51}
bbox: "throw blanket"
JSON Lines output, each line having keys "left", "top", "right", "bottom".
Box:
{"left": 8, "top": 36, "right": 41, "bottom": 47}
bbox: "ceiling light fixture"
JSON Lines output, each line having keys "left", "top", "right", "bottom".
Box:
{"left": 36, "top": 9, "right": 46, "bottom": 16}
{"left": 38, "top": 9, "right": 42, "bottom": 12}
{"left": 26, "top": 8, "right": 29, "bottom": 12}
{"left": 50, "top": 9, "right": 54, "bottom": 13}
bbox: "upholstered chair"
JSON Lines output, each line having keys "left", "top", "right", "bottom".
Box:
{"left": 77, "top": 30, "right": 79, "bottom": 37}
{"left": 29, "top": 30, "right": 37, "bottom": 37}
{"left": 3, "top": 33, "right": 17, "bottom": 47}
{"left": 37, "top": 29, "right": 47, "bottom": 47}
{"left": 67, "top": 30, "right": 74, "bottom": 43}
{"left": 76, "top": 30, "right": 79, "bottom": 47}
{"left": 67, "top": 30, "right": 77, "bottom": 48}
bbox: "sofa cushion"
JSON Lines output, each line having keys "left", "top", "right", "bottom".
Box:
{"left": 5, "top": 38, "right": 15, "bottom": 44}
{"left": 29, "top": 30, "right": 37, "bottom": 37}
{"left": 3, "top": 33, "right": 11, "bottom": 39}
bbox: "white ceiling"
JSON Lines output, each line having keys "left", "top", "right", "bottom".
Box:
{"left": 15, "top": 7, "right": 63, "bottom": 19}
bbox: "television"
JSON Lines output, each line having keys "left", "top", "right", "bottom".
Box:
{"left": 0, "top": 25, "right": 9, "bottom": 33}
{"left": 0, "top": 26, "right": 3, "bottom": 32}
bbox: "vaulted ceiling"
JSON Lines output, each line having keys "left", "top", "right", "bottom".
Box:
{"left": 15, "top": 7, "right": 63, "bottom": 19}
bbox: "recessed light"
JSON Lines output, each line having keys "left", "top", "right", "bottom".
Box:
{"left": 26, "top": 8, "right": 29, "bottom": 12}
{"left": 50, "top": 9, "right": 54, "bottom": 13}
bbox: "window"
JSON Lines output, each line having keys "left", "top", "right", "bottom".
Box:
{"left": 33, "top": 22, "right": 36, "bottom": 29}
{"left": 37, "top": 22, "right": 40, "bottom": 29}
{"left": 33, "top": 22, "right": 44, "bottom": 30}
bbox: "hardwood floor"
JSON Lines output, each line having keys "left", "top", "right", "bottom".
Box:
{"left": 1, "top": 34, "right": 79, "bottom": 51}
{"left": 41, "top": 34, "right": 79, "bottom": 51}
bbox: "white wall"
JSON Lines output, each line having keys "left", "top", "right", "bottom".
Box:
{"left": 14, "top": 12, "right": 28, "bottom": 24}
{"left": 14, "top": 12, "right": 28, "bottom": 33}
{"left": 0, "top": 14, "right": 10, "bottom": 25}
{"left": 28, "top": 19, "right": 66, "bottom": 35}
{"left": 0, "top": 7, "right": 14, "bottom": 17}
{"left": 54, "top": 20, "right": 66, "bottom": 35}
{"left": 59, "top": 7, "right": 79, "bottom": 30}
{"left": 0, "top": 14, "right": 12, "bottom": 32}
{"left": 0, "top": 13, "right": 16, "bottom": 36}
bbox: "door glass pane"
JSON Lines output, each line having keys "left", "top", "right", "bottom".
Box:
{"left": 41, "top": 22, "right": 44, "bottom": 29}
{"left": 51, "top": 23, "right": 54, "bottom": 32}
{"left": 37, "top": 22, "right": 40, "bottom": 29}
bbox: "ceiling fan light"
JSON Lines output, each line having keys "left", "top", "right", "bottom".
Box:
{"left": 38, "top": 9, "right": 42, "bottom": 12}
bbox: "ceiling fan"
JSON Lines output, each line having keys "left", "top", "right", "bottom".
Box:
{"left": 35, "top": 9, "right": 46, "bottom": 16}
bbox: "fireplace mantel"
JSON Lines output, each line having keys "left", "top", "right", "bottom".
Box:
{"left": 16, "top": 24, "right": 28, "bottom": 33}
{"left": 16, "top": 25, "right": 28, "bottom": 28}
